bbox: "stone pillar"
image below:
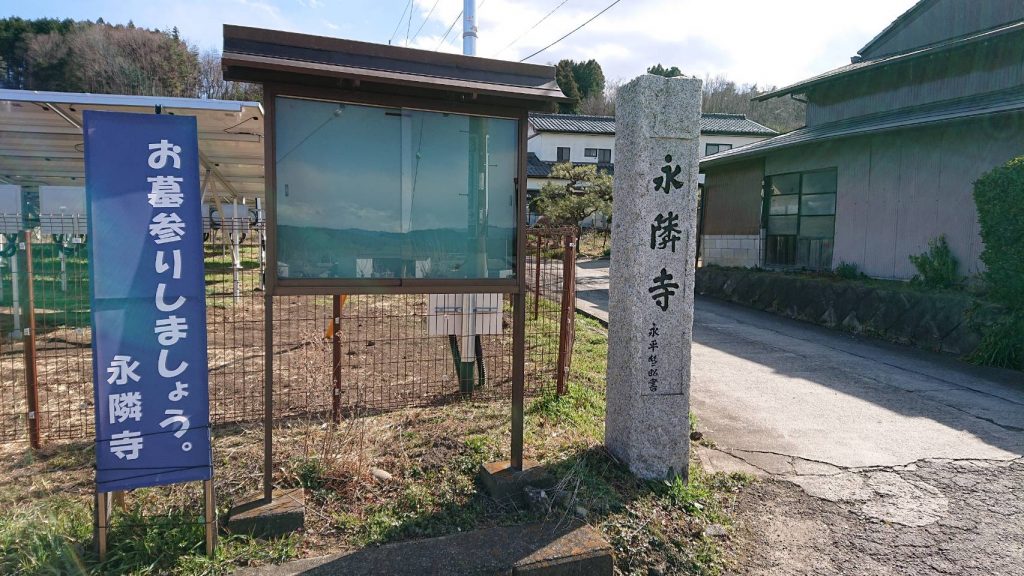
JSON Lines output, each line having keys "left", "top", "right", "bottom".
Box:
{"left": 605, "top": 74, "right": 700, "bottom": 481}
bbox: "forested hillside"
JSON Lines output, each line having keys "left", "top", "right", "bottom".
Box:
{"left": 0, "top": 17, "right": 260, "bottom": 101}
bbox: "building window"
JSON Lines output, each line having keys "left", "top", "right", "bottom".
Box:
{"left": 763, "top": 169, "right": 837, "bottom": 271}
{"left": 557, "top": 147, "right": 571, "bottom": 162}
{"left": 598, "top": 148, "right": 611, "bottom": 163}
{"left": 705, "top": 143, "right": 733, "bottom": 156}
{"left": 584, "top": 148, "right": 597, "bottom": 158}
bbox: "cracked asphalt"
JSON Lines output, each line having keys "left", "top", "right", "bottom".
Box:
{"left": 690, "top": 298, "right": 1024, "bottom": 575}
{"left": 575, "top": 263, "right": 1024, "bottom": 573}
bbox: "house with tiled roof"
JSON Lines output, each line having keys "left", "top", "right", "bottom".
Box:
{"left": 525, "top": 111, "right": 776, "bottom": 224}
{"left": 698, "top": 0, "right": 1024, "bottom": 277}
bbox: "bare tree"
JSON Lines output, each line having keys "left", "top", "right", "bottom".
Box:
{"left": 197, "top": 49, "right": 262, "bottom": 101}
{"left": 579, "top": 78, "right": 621, "bottom": 116}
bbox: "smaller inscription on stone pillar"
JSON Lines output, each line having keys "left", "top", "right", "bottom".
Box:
{"left": 605, "top": 74, "right": 700, "bottom": 480}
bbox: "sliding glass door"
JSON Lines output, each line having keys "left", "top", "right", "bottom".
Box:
{"left": 764, "top": 168, "right": 836, "bottom": 270}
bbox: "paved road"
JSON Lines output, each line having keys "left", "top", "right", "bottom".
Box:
{"left": 575, "top": 259, "right": 609, "bottom": 324}
{"left": 576, "top": 261, "right": 1024, "bottom": 575}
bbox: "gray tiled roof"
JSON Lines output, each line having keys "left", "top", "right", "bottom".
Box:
{"left": 526, "top": 153, "right": 614, "bottom": 179}
{"left": 700, "top": 113, "right": 777, "bottom": 136}
{"left": 529, "top": 114, "right": 616, "bottom": 134}
{"left": 527, "top": 153, "right": 552, "bottom": 177}
{"left": 528, "top": 112, "right": 776, "bottom": 136}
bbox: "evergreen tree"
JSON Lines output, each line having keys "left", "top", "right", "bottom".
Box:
{"left": 554, "top": 59, "right": 581, "bottom": 114}
{"left": 647, "top": 63, "right": 684, "bottom": 78}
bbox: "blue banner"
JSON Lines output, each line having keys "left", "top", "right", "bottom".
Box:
{"left": 84, "top": 111, "right": 212, "bottom": 492}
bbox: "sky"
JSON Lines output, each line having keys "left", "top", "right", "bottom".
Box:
{"left": 5, "top": 0, "right": 920, "bottom": 88}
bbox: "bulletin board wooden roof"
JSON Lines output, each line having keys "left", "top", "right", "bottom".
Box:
{"left": 221, "top": 25, "right": 568, "bottom": 108}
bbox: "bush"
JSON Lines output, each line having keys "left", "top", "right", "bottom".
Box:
{"left": 973, "top": 157, "right": 1024, "bottom": 311}
{"left": 909, "top": 236, "right": 959, "bottom": 289}
{"left": 834, "top": 261, "right": 863, "bottom": 280}
{"left": 971, "top": 157, "right": 1024, "bottom": 369}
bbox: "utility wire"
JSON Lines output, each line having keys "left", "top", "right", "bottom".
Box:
{"left": 405, "top": 0, "right": 414, "bottom": 45}
{"left": 493, "top": 0, "right": 569, "bottom": 58}
{"left": 411, "top": 0, "right": 442, "bottom": 42}
{"left": 435, "top": 11, "right": 462, "bottom": 50}
{"left": 389, "top": 0, "right": 414, "bottom": 44}
{"left": 520, "top": 0, "right": 623, "bottom": 62}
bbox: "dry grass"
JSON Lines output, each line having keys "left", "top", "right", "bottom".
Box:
{"left": 1, "top": 312, "right": 753, "bottom": 576}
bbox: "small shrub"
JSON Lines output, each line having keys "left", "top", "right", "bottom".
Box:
{"left": 909, "top": 236, "right": 960, "bottom": 289}
{"left": 834, "top": 261, "right": 863, "bottom": 280}
{"left": 974, "top": 157, "right": 1024, "bottom": 311}
{"left": 967, "top": 314, "right": 1023, "bottom": 370}
{"left": 972, "top": 157, "right": 1024, "bottom": 370}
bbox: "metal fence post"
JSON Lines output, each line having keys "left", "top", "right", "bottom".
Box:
{"left": 533, "top": 233, "right": 542, "bottom": 320}
{"left": 332, "top": 294, "right": 342, "bottom": 424}
{"left": 21, "top": 231, "right": 41, "bottom": 449}
{"left": 555, "top": 231, "right": 576, "bottom": 396}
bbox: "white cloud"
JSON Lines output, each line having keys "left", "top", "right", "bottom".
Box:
{"left": 406, "top": 0, "right": 918, "bottom": 87}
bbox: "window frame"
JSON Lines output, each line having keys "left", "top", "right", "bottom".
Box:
{"left": 556, "top": 146, "right": 571, "bottom": 162}
{"left": 597, "top": 148, "right": 611, "bottom": 163}
{"left": 705, "top": 143, "right": 733, "bottom": 156}
{"left": 762, "top": 168, "right": 837, "bottom": 270}
{"left": 583, "top": 148, "right": 597, "bottom": 158}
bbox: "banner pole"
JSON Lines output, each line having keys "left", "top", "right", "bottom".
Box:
{"left": 96, "top": 490, "right": 109, "bottom": 562}
{"left": 204, "top": 479, "right": 217, "bottom": 558}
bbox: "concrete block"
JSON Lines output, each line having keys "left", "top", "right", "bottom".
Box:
{"left": 479, "top": 460, "right": 555, "bottom": 506}
{"left": 234, "top": 521, "right": 613, "bottom": 576}
{"left": 226, "top": 489, "right": 305, "bottom": 538}
{"left": 513, "top": 523, "right": 614, "bottom": 575}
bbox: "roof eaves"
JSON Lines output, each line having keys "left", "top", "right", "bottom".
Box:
{"left": 856, "top": 0, "right": 934, "bottom": 57}
{"left": 0, "top": 88, "right": 262, "bottom": 114}
{"left": 753, "top": 19, "right": 1024, "bottom": 102}
{"left": 703, "top": 87, "right": 1024, "bottom": 169}
{"left": 222, "top": 25, "right": 568, "bottom": 105}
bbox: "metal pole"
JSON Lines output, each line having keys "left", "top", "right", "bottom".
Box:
{"left": 59, "top": 249, "right": 67, "bottom": 293}
{"left": 22, "top": 231, "right": 40, "bottom": 449}
{"left": 533, "top": 233, "right": 542, "bottom": 320}
{"left": 463, "top": 0, "right": 477, "bottom": 56}
{"left": 332, "top": 295, "right": 342, "bottom": 423}
{"left": 10, "top": 243, "right": 19, "bottom": 333}
{"left": 256, "top": 198, "right": 266, "bottom": 292}
{"left": 555, "top": 232, "right": 576, "bottom": 396}
{"left": 263, "top": 290, "right": 274, "bottom": 502}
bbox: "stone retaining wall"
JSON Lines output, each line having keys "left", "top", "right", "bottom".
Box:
{"left": 695, "top": 266, "right": 1002, "bottom": 356}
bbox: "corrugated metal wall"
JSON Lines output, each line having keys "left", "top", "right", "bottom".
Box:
{"left": 701, "top": 158, "right": 765, "bottom": 236}
{"left": 807, "top": 39, "right": 1024, "bottom": 126}
{"left": 764, "top": 113, "right": 1024, "bottom": 279}
{"left": 862, "top": 0, "right": 1024, "bottom": 60}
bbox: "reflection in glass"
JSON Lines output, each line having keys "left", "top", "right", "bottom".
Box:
{"left": 800, "top": 193, "right": 836, "bottom": 216}
{"left": 802, "top": 170, "right": 837, "bottom": 195}
{"left": 769, "top": 195, "right": 799, "bottom": 215}
{"left": 769, "top": 173, "right": 800, "bottom": 195}
{"left": 275, "top": 97, "right": 519, "bottom": 280}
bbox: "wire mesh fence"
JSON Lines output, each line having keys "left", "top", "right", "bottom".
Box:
{"left": 0, "top": 219, "right": 578, "bottom": 446}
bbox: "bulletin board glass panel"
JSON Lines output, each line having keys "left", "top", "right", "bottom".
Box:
{"left": 274, "top": 96, "right": 519, "bottom": 281}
